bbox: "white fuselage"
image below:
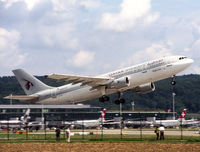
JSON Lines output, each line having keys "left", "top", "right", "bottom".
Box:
{"left": 34, "top": 56, "right": 193, "bottom": 104}
{"left": 0, "top": 120, "right": 25, "bottom": 128}
{"left": 153, "top": 119, "right": 200, "bottom": 127}
{"left": 72, "top": 119, "right": 103, "bottom": 128}
{"left": 153, "top": 120, "right": 180, "bottom": 127}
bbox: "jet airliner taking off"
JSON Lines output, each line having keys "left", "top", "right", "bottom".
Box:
{"left": 4, "top": 56, "right": 193, "bottom": 104}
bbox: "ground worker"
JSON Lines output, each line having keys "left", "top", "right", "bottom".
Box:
{"left": 55, "top": 127, "right": 61, "bottom": 141}
{"left": 66, "top": 126, "right": 71, "bottom": 142}
{"left": 159, "top": 125, "right": 165, "bottom": 140}
{"left": 154, "top": 126, "right": 159, "bottom": 140}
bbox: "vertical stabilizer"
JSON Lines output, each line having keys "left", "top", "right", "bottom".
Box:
{"left": 99, "top": 109, "right": 106, "bottom": 122}
{"left": 13, "top": 69, "right": 52, "bottom": 95}
{"left": 178, "top": 109, "right": 186, "bottom": 121}
{"left": 20, "top": 109, "right": 30, "bottom": 122}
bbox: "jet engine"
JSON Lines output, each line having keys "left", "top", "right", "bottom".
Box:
{"left": 132, "top": 82, "right": 155, "bottom": 94}
{"left": 110, "top": 77, "right": 130, "bottom": 89}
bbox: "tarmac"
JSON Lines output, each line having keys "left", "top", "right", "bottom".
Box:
{"left": 99, "top": 129, "right": 200, "bottom": 136}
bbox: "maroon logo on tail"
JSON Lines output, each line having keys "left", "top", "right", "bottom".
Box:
{"left": 24, "top": 80, "right": 33, "bottom": 90}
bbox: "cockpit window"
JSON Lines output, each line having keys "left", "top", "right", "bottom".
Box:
{"left": 179, "top": 57, "right": 187, "bottom": 60}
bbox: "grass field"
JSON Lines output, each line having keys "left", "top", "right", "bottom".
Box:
{"left": 0, "top": 129, "right": 200, "bottom": 152}
{"left": 0, "top": 131, "right": 200, "bottom": 143}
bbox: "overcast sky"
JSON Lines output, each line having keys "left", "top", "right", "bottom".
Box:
{"left": 0, "top": 0, "right": 199, "bottom": 76}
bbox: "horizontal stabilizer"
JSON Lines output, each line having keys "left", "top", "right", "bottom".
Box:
{"left": 4, "top": 95, "right": 38, "bottom": 101}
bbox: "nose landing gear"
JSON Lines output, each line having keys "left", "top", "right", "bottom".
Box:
{"left": 171, "top": 75, "right": 176, "bottom": 85}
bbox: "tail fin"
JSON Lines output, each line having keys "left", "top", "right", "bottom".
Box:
{"left": 99, "top": 109, "right": 106, "bottom": 121}
{"left": 13, "top": 69, "right": 52, "bottom": 95}
{"left": 178, "top": 109, "right": 186, "bottom": 121}
{"left": 20, "top": 109, "right": 30, "bottom": 122}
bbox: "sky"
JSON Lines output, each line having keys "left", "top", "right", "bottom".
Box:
{"left": 0, "top": 0, "right": 200, "bottom": 76}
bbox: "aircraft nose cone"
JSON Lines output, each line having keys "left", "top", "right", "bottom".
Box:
{"left": 187, "top": 58, "right": 194, "bottom": 65}
{"left": 182, "top": 58, "right": 194, "bottom": 69}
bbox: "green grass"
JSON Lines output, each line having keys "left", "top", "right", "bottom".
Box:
{"left": 0, "top": 132, "right": 200, "bottom": 143}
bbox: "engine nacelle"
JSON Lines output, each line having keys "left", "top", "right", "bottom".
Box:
{"left": 132, "top": 82, "right": 155, "bottom": 94}
{"left": 110, "top": 77, "right": 130, "bottom": 89}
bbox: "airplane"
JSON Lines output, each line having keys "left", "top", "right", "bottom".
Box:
{"left": 124, "top": 119, "right": 153, "bottom": 128}
{"left": 4, "top": 55, "right": 193, "bottom": 104}
{"left": 27, "top": 121, "right": 43, "bottom": 130}
{"left": 153, "top": 109, "right": 199, "bottom": 127}
{"left": 27, "top": 117, "right": 45, "bottom": 130}
{"left": 65, "top": 109, "right": 106, "bottom": 128}
{"left": 183, "top": 118, "right": 200, "bottom": 128}
{"left": 177, "top": 109, "right": 199, "bottom": 127}
{"left": 0, "top": 109, "right": 30, "bottom": 129}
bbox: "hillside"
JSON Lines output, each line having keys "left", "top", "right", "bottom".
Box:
{"left": 0, "top": 75, "right": 200, "bottom": 114}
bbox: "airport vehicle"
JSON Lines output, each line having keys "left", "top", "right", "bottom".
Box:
{"left": 0, "top": 109, "right": 30, "bottom": 129}
{"left": 70, "top": 109, "right": 106, "bottom": 128}
{"left": 4, "top": 56, "right": 193, "bottom": 104}
{"left": 153, "top": 109, "right": 199, "bottom": 127}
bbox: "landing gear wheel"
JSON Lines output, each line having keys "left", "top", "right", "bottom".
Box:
{"left": 119, "top": 98, "right": 125, "bottom": 104}
{"left": 99, "top": 97, "right": 104, "bottom": 102}
{"left": 171, "top": 75, "right": 176, "bottom": 85}
{"left": 99, "top": 95, "right": 110, "bottom": 102}
{"left": 115, "top": 98, "right": 125, "bottom": 104}
{"left": 171, "top": 81, "right": 176, "bottom": 85}
{"left": 103, "top": 95, "right": 109, "bottom": 101}
{"left": 115, "top": 100, "right": 120, "bottom": 105}
{"left": 115, "top": 92, "right": 125, "bottom": 104}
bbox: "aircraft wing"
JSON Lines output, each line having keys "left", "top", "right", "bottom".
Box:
{"left": 4, "top": 95, "right": 38, "bottom": 101}
{"left": 47, "top": 74, "right": 111, "bottom": 87}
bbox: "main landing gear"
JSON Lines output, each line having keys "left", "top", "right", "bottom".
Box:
{"left": 114, "top": 92, "right": 125, "bottom": 105}
{"left": 99, "top": 95, "right": 110, "bottom": 102}
{"left": 171, "top": 75, "right": 176, "bottom": 85}
{"left": 98, "top": 92, "right": 125, "bottom": 105}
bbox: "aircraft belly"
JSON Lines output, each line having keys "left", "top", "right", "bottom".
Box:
{"left": 67, "top": 87, "right": 101, "bottom": 102}
{"left": 39, "top": 86, "right": 102, "bottom": 104}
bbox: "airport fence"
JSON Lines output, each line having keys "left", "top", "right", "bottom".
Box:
{"left": 0, "top": 113, "right": 199, "bottom": 142}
